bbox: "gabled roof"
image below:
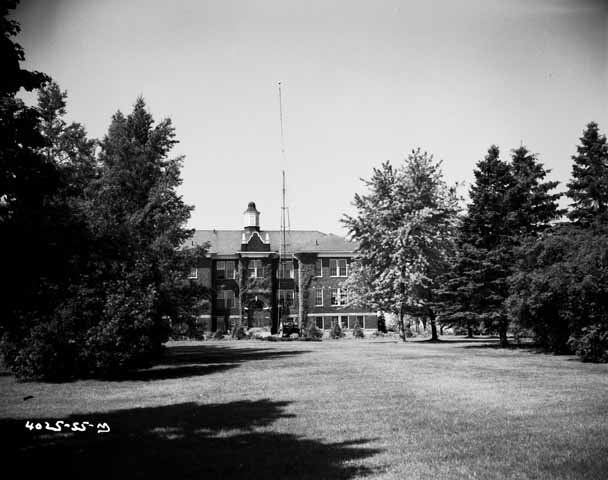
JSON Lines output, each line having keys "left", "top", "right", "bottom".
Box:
{"left": 186, "top": 230, "right": 358, "bottom": 255}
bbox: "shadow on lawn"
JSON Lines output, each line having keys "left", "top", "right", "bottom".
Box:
{"left": 458, "top": 341, "right": 544, "bottom": 352}
{"left": 120, "top": 344, "right": 311, "bottom": 382}
{"left": 3, "top": 399, "right": 381, "bottom": 479}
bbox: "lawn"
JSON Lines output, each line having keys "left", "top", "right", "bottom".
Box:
{"left": 1, "top": 336, "right": 607, "bottom": 479}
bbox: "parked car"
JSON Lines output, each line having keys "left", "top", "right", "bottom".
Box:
{"left": 281, "top": 320, "right": 300, "bottom": 337}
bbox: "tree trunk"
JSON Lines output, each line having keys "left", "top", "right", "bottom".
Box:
{"left": 499, "top": 322, "right": 509, "bottom": 347}
{"left": 440, "top": 324, "right": 444, "bottom": 335}
{"left": 399, "top": 305, "right": 407, "bottom": 342}
{"left": 467, "top": 326, "right": 474, "bottom": 338}
{"left": 430, "top": 311, "right": 438, "bottom": 341}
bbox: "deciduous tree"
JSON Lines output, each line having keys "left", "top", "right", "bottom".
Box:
{"left": 343, "top": 149, "right": 459, "bottom": 341}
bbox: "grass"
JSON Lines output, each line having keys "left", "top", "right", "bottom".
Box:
{"left": 1, "top": 336, "right": 607, "bottom": 479}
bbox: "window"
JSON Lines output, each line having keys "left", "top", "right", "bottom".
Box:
{"left": 216, "top": 261, "right": 225, "bottom": 280}
{"left": 315, "top": 288, "right": 323, "bottom": 306}
{"left": 248, "top": 259, "right": 262, "bottom": 278}
{"left": 315, "top": 317, "right": 323, "bottom": 329}
{"left": 314, "top": 259, "right": 323, "bottom": 277}
{"left": 329, "top": 259, "right": 347, "bottom": 277}
{"left": 279, "top": 289, "right": 294, "bottom": 308}
{"left": 339, "top": 288, "right": 348, "bottom": 306}
{"left": 216, "top": 290, "right": 235, "bottom": 310}
{"left": 340, "top": 316, "right": 348, "bottom": 328}
{"left": 217, "top": 261, "right": 236, "bottom": 280}
{"left": 330, "top": 288, "right": 338, "bottom": 306}
{"left": 188, "top": 268, "right": 198, "bottom": 279}
{"left": 330, "top": 287, "right": 347, "bottom": 306}
{"left": 279, "top": 260, "right": 294, "bottom": 279}
{"left": 225, "top": 261, "right": 235, "bottom": 279}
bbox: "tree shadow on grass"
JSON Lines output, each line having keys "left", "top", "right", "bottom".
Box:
{"left": 3, "top": 399, "right": 382, "bottom": 479}
{"left": 115, "top": 344, "right": 311, "bottom": 382}
{"left": 160, "top": 343, "right": 311, "bottom": 366}
{"left": 458, "top": 341, "right": 545, "bottom": 353}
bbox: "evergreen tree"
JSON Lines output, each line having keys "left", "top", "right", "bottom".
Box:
{"left": 566, "top": 122, "right": 608, "bottom": 226}
{"left": 343, "top": 149, "right": 459, "bottom": 341}
{"left": 438, "top": 145, "right": 561, "bottom": 346}
{"left": 79, "top": 98, "right": 205, "bottom": 376}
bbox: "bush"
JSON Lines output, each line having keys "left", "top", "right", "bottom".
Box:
{"left": 304, "top": 324, "right": 323, "bottom": 341}
{"left": 231, "top": 325, "right": 247, "bottom": 340}
{"left": 212, "top": 330, "right": 225, "bottom": 340}
{"left": 329, "top": 321, "right": 345, "bottom": 339}
{"left": 353, "top": 322, "right": 365, "bottom": 338}
{"left": 568, "top": 324, "right": 608, "bottom": 363}
{"left": 1, "top": 281, "right": 169, "bottom": 380}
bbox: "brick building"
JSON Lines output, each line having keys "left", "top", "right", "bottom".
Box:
{"left": 187, "top": 202, "right": 378, "bottom": 333}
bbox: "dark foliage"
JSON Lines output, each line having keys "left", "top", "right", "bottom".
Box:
{"left": 508, "top": 225, "right": 608, "bottom": 356}
{"left": 304, "top": 323, "right": 324, "bottom": 341}
{"left": 353, "top": 321, "right": 365, "bottom": 338}
{"left": 437, "top": 145, "right": 562, "bottom": 347}
{"left": 566, "top": 122, "right": 608, "bottom": 226}
{"left": 329, "top": 321, "right": 345, "bottom": 339}
{"left": 568, "top": 324, "right": 608, "bottom": 363}
{"left": 0, "top": 4, "right": 206, "bottom": 379}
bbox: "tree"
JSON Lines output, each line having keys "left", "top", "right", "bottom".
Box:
{"left": 566, "top": 122, "right": 608, "bottom": 227}
{"left": 437, "top": 145, "right": 561, "bottom": 346}
{"left": 343, "top": 149, "right": 459, "bottom": 342}
{"left": 508, "top": 123, "right": 608, "bottom": 360}
{"left": 0, "top": 1, "right": 72, "bottom": 375}
{"left": 80, "top": 97, "right": 204, "bottom": 375}
{"left": 508, "top": 224, "right": 608, "bottom": 357}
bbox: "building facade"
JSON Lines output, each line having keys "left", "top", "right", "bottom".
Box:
{"left": 187, "top": 202, "right": 378, "bottom": 333}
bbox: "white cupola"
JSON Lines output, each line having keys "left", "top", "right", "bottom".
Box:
{"left": 243, "top": 201, "right": 260, "bottom": 231}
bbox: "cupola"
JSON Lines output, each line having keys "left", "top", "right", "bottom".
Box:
{"left": 243, "top": 201, "right": 260, "bottom": 231}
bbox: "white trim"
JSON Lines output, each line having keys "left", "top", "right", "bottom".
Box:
{"left": 314, "top": 287, "right": 324, "bottom": 306}
{"left": 243, "top": 231, "right": 270, "bottom": 245}
{"left": 315, "top": 252, "right": 355, "bottom": 258}
{"left": 239, "top": 251, "right": 273, "bottom": 258}
{"left": 306, "top": 312, "right": 374, "bottom": 317}
{"left": 329, "top": 286, "right": 348, "bottom": 306}
{"left": 314, "top": 258, "right": 323, "bottom": 277}
{"left": 248, "top": 259, "right": 263, "bottom": 279}
{"left": 329, "top": 259, "right": 348, "bottom": 278}
{"left": 215, "top": 260, "right": 236, "bottom": 280}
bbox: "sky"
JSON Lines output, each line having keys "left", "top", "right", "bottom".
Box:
{"left": 14, "top": 0, "right": 608, "bottom": 236}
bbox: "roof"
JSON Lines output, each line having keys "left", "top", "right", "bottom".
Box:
{"left": 186, "top": 230, "right": 358, "bottom": 255}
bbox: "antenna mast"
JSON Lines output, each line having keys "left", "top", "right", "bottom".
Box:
{"left": 278, "top": 82, "right": 288, "bottom": 331}
{"left": 278, "top": 82, "right": 287, "bottom": 268}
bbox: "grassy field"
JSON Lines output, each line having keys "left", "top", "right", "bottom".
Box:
{"left": 1, "top": 336, "right": 607, "bottom": 479}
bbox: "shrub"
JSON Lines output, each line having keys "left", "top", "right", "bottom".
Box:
{"left": 304, "top": 324, "right": 323, "bottom": 341}
{"left": 568, "top": 324, "right": 608, "bottom": 363}
{"left": 212, "top": 330, "right": 225, "bottom": 340}
{"left": 329, "top": 321, "right": 345, "bottom": 339}
{"left": 231, "top": 325, "right": 247, "bottom": 340}
{"left": 353, "top": 322, "right": 365, "bottom": 338}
